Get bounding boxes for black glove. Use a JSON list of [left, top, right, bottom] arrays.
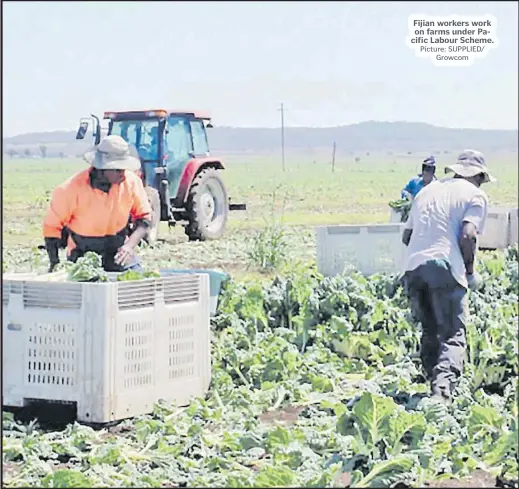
[[44, 237, 60, 272], [58, 227, 70, 249]]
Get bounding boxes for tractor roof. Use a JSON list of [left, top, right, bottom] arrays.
[[103, 109, 211, 120]]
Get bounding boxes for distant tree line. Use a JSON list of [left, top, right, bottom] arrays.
[[5, 146, 66, 158]]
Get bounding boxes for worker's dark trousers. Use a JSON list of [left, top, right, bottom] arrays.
[[403, 260, 468, 397]]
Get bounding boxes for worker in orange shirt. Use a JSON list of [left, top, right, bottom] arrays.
[[43, 135, 152, 272]]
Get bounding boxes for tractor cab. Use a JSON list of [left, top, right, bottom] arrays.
[[105, 109, 213, 191], [75, 109, 245, 243]]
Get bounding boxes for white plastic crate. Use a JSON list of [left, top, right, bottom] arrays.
[[389, 209, 402, 223], [509, 208, 518, 246], [2, 273, 211, 424], [316, 223, 407, 277], [478, 207, 510, 250]]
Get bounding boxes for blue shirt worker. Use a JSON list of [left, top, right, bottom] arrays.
[[401, 156, 437, 199], [401, 150, 494, 404]]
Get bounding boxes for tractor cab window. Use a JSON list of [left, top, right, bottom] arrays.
[[111, 120, 160, 161], [166, 116, 193, 163], [190, 120, 209, 156]]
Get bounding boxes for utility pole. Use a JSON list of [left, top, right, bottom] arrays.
[[331, 141, 336, 173], [278, 103, 286, 171]]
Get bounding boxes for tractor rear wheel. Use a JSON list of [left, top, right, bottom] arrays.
[[144, 187, 161, 246], [185, 168, 229, 241]]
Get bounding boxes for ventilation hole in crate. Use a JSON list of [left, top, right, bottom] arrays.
[[168, 328, 195, 341], [117, 282, 161, 310], [168, 315, 195, 328], [123, 374, 153, 389], [163, 276, 200, 305], [332, 244, 363, 272], [169, 366, 196, 380], [123, 320, 154, 389], [370, 238, 401, 272], [168, 353, 195, 366], [2, 284, 9, 305], [169, 341, 195, 354], [168, 315, 196, 380], [124, 360, 152, 375], [26, 323, 77, 386], [3, 281, 23, 304], [23, 284, 82, 310]]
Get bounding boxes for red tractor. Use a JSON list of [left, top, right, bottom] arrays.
[[76, 109, 245, 243]]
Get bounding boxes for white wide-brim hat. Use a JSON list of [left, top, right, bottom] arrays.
[[83, 135, 141, 171], [445, 149, 496, 183]]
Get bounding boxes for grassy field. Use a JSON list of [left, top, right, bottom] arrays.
[[3, 151, 518, 275]]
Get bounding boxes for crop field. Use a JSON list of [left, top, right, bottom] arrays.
[[2, 151, 518, 488], [3, 152, 518, 275]]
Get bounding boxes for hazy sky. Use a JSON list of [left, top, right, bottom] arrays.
[[3, 1, 518, 136]]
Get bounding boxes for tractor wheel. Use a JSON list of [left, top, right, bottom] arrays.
[[185, 168, 229, 241], [145, 187, 161, 246]]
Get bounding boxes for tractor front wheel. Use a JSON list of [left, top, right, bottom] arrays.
[[185, 169, 229, 241], [144, 187, 161, 246]]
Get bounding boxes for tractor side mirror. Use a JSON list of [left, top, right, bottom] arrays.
[[91, 114, 101, 146], [206, 122, 213, 129], [76, 121, 89, 140]]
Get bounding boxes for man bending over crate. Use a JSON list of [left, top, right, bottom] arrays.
[[43, 135, 152, 273], [401, 150, 495, 404]]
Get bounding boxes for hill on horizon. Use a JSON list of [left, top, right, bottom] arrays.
[[3, 121, 518, 157]]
